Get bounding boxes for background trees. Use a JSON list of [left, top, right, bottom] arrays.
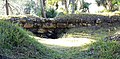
[[0, 0, 120, 17], [95, 0, 120, 11], [40, 0, 46, 18], [5, 0, 9, 15]]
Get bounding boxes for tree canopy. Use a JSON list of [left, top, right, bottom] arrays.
[[1, 0, 120, 17]]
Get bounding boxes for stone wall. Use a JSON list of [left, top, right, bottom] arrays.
[[7, 14, 120, 28], [3, 14, 120, 38]]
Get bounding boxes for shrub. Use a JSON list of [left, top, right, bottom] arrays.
[[56, 12, 65, 17], [46, 8, 57, 18], [0, 21, 27, 48]]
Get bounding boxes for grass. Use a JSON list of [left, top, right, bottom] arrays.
[[0, 20, 120, 59], [0, 21, 61, 59], [58, 26, 120, 59], [38, 26, 120, 59]]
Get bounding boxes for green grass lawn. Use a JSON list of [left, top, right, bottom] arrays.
[[0, 21, 61, 59], [0, 20, 120, 59], [38, 26, 120, 59], [58, 26, 120, 59]]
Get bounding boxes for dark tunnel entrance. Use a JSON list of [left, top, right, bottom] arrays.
[[32, 28, 68, 39]]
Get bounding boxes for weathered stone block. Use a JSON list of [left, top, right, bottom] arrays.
[[24, 23, 33, 28]]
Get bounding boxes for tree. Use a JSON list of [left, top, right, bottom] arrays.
[[5, 0, 9, 15], [40, 0, 46, 18], [24, 0, 35, 14], [63, 0, 68, 13], [106, 0, 113, 11], [95, 0, 120, 11], [75, 0, 91, 13], [79, 0, 84, 9], [71, 0, 75, 14], [3, 0, 24, 15], [82, 2, 91, 13], [47, 0, 59, 8], [24, 0, 41, 16], [69, 0, 76, 14]]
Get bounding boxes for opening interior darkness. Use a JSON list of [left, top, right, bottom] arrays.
[[32, 28, 68, 39]]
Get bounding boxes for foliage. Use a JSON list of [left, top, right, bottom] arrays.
[[46, 8, 57, 18], [24, 0, 35, 9], [56, 12, 65, 17], [47, 0, 60, 5], [80, 2, 91, 12], [95, 0, 120, 11], [24, 0, 42, 16], [112, 0, 120, 5]]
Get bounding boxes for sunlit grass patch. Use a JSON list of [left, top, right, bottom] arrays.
[[30, 25, 120, 59], [52, 26, 120, 59], [34, 37, 96, 47]]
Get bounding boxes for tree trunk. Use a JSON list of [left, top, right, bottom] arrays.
[[64, 0, 68, 13], [107, 0, 113, 11], [34, 0, 39, 14], [71, 0, 75, 14], [40, 0, 46, 18], [5, 0, 9, 15], [80, 0, 84, 9]]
